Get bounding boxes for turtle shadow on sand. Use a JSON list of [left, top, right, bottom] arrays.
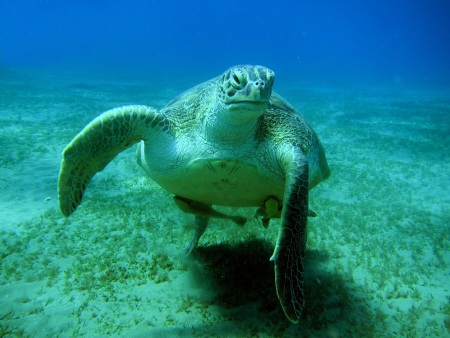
[[192, 239, 373, 334]]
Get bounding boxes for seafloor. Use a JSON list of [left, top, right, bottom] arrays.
[[0, 67, 449, 337]]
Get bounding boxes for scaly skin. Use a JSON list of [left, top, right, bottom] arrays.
[[57, 65, 330, 323], [271, 147, 309, 323], [58, 105, 165, 216]]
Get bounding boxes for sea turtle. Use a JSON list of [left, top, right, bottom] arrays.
[[58, 65, 330, 323]]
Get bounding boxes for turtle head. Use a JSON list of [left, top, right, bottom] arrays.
[[218, 65, 275, 125]]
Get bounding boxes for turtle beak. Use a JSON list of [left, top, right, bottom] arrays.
[[252, 77, 272, 102], [243, 70, 274, 103]]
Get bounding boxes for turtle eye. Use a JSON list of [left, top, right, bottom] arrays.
[[230, 69, 246, 89], [233, 74, 241, 85]]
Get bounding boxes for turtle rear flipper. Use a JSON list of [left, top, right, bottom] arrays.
[[183, 215, 209, 255], [58, 105, 166, 216], [271, 149, 308, 324], [174, 195, 247, 227]]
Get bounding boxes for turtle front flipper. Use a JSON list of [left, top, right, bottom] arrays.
[[58, 105, 166, 216], [271, 148, 309, 323]]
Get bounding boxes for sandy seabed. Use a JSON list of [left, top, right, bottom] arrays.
[[0, 67, 449, 337]]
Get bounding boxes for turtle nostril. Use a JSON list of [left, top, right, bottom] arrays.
[[255, 80, 265, 87]]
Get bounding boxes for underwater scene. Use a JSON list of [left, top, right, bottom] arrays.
[[1, 1, 450, 337]]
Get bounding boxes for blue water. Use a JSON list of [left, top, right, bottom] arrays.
[[1, 0, 450, 85], [1, 1, 449, 337]]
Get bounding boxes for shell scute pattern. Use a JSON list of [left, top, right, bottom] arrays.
[[263, 106, 315, 154], [162, 81, 215, 136], [57, 65, 330, 324]]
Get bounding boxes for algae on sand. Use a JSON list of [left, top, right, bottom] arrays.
[[0, 69, 449, 337]]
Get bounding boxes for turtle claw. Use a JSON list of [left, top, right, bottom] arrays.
[[308, 208, 317, 217]]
